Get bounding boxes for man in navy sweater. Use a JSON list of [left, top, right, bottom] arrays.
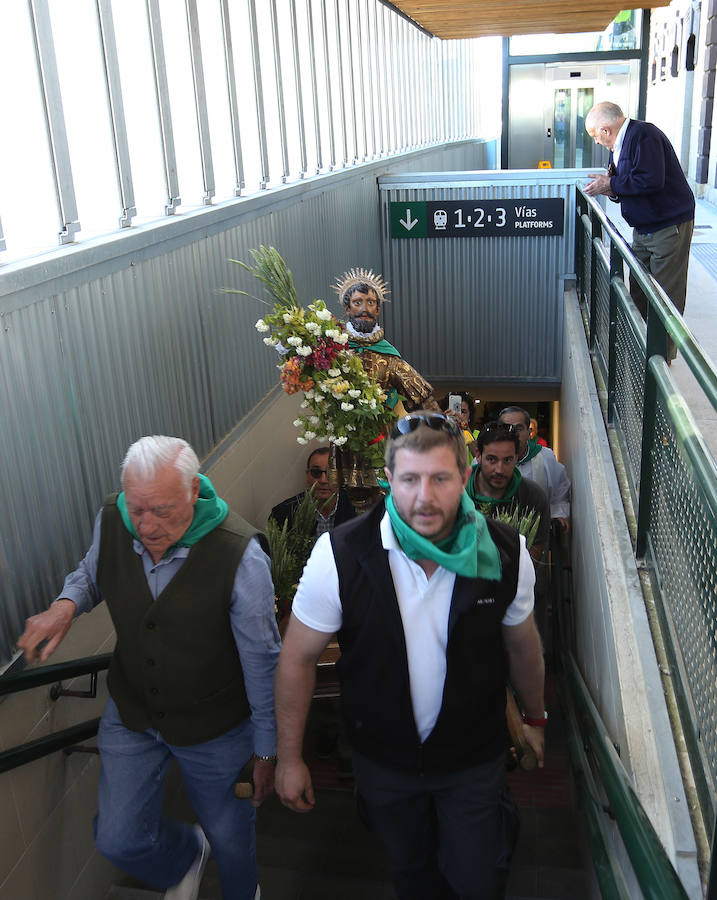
[[584, 101, 695, 359]]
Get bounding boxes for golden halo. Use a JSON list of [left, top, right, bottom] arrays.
[[333, 268, 389, 306]]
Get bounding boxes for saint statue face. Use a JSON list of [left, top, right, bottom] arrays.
[[346, 288, 380, 333]]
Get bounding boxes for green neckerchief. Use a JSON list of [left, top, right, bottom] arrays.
[[466, 467, 522, 508], [117, 473, 229, 554], [385, 491, 501, 580], [520, 439, 542, 463], [348, 333, 401, 405], [348, 337, 401, 357]]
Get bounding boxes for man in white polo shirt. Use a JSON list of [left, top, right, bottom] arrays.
[[274, 412, 545, 900]]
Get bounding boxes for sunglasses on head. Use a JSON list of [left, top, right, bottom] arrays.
[[390, 413, 462, 439], [307, 466, 328, 479], [482, 421, 517, 434]]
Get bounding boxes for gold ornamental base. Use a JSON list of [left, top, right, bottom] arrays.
[[327, 446, 386, 514]]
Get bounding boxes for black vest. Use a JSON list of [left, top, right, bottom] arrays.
[[97, 495, 262, 745], [330, 501, 521, 774]]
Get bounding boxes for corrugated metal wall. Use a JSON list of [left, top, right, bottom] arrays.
[[378, 170, 589, 388], [0, 140, 492, 663]]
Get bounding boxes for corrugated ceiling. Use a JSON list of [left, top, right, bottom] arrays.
[[386, 2, 671, 39]]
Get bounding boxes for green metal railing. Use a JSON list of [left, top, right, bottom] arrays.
[[0, 654, 111, 773], [551, 527, 691, 900], [575, 187, 717, 855]]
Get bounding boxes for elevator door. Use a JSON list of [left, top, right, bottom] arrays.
[[508, 61, 638, 169], [553, 86, 595, 168]]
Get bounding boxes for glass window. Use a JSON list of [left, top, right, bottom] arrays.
[[510, 10, 640, 56], [0, 0, 59, 259]]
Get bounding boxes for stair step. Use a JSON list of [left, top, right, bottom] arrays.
[[106, 887, 212, 900], [106, 889, 162, 899]]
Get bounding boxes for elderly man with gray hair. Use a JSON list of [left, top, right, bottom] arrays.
[[18, 436, 278, 900], [583, 100, 695, 359]]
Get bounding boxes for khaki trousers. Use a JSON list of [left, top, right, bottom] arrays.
[[629, 218, 694, 360]]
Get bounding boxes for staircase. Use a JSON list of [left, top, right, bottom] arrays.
[[105, 669, 594, 899]]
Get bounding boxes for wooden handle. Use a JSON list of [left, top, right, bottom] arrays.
[[505, 687, 538, 771], [234, 781, 254, 799]]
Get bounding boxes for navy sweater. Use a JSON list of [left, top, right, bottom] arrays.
[[609, 119, 694, 234]]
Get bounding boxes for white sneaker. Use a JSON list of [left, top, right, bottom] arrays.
[[254, 887, 261, 900], [165, 825, 210, 900]]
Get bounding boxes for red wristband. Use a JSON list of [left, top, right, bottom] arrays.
[[523, 711, 548, 727]]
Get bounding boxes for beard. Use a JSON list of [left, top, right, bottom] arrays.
[[349, 313, 378, 334]]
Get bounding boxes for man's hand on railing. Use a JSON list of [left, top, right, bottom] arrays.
[[17, 598, 76, 663], [584, 173, 615, 198]]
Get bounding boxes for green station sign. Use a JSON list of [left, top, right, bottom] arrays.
[[390, 199, 564, 238]]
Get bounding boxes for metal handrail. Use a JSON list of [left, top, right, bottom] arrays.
[[0, 653, 112, 696], [0, 654, 111, 773], [574, 186, 717, 878], [576, 188, 717, 414], [0, 719, 101, 774], [647, 356, 717, 524], [551, 530, 691, 900], [564, 654, 690, 900]]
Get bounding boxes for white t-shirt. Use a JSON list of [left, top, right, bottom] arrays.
[[292, 511, 535, 741]]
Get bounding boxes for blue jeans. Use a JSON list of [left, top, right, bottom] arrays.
[[94, 697, 257, 900]]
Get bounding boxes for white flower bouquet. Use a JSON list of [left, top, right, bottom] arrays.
[[230, 246, 397, 469]]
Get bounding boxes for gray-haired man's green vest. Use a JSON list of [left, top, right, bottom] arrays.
[[97, 494, 263, 746]]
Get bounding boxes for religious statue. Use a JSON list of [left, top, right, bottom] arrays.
[[333, 267, 440, 417]]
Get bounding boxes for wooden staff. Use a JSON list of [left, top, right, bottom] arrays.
[[505, 686, 538, 771], [235, 780, 253, 800], [234, 758, 254, 799]]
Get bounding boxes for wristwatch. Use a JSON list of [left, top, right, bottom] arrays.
[[523, 710, 548, 727]]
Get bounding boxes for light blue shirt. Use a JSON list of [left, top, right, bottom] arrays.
[[58, 511, 280, 756]]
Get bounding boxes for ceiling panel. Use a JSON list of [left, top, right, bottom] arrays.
[[386, 2, 670, 39]]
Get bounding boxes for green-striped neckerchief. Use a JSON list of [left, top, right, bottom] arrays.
[[520, 439, 542, 463], [348, 337, 401, 357], [466, 467, 522, 508], [117, 473, 228, 555]]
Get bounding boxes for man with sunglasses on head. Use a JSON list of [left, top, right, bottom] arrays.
[[269, 447, 355, 537], [275, 412, 545, 900], [498, 406, 570, 532]]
